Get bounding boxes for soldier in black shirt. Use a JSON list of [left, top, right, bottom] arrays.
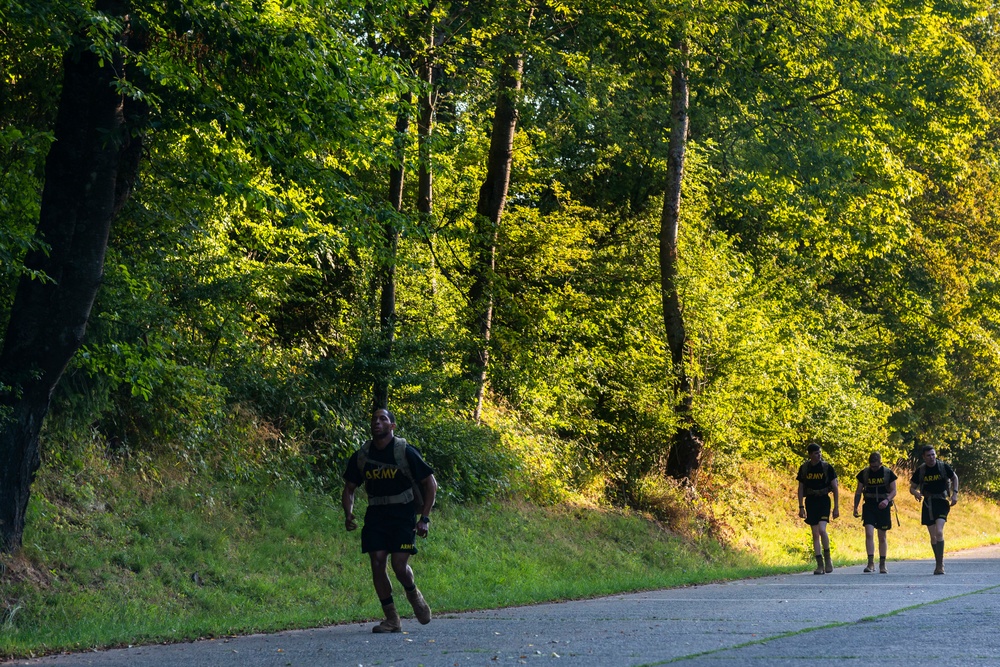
[[852, 452, 897, 573], [343, 408, 438, 632], [796, 443, 840, 574], [909, 445, 959, 575]]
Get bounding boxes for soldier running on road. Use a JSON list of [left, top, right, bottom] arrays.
[[909, 445, 959, 575], [853, 452, 897, 574], [343, 408, 438, 632]]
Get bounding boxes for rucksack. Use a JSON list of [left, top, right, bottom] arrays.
[[915, 460, 951, 497], [861, 465, 893, 503], [357, 436, 424, 507], [798, 460, 833, 496]]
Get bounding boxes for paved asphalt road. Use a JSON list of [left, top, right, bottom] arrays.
[[7, 545, 1000, 667]]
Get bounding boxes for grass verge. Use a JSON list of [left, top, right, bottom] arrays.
[[1, 460, 999, 659]]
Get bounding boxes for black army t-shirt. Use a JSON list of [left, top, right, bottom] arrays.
[[855, 466, 897, 499], [910, 461, 955, 495], [344, 439, 434, 520], [797, 461, 837, 491]]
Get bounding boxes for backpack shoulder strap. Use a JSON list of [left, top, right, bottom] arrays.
[[357, 440, 372, 471], [938, 460, 952, 493], [861, 467, 875, 500], [393, 437, 424, 507], [393, 437, 413, 481]]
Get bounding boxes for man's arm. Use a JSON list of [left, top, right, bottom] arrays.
[[342, 481, 358, 531], [853, 480, 863, 517], [882, 479, 897, 509], [831, 478, 840, 519], [416, 474, 438, 538], [797, 481, 806, 519], [951, 471, 960, 505]]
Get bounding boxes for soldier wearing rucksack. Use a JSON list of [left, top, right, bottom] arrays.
[[909, 445, 959, 575], [852, 452, 897, 574], [796, 443, 840, 575], [342, 408, 438, 632]]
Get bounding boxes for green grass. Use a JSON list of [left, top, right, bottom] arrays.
[[2, 461, 1000, 659], [717, 461, 1000, 566]]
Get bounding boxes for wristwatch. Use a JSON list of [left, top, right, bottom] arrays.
[[418, 515, 430, 524]]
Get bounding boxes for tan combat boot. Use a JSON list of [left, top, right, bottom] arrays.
[[823, 549, 833, 574], [879, 557, 888, 574], [813, 554, 825, 575], [406, 587, 432, 625], [863, 555, 875, 573], [372, 602, 402, 633]]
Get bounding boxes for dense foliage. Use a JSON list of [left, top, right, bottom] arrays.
[[4, 0, 1000, 535]]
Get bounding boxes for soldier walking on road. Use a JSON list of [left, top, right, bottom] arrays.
[[343, 408, 438, 632], [910, 445, 959, 575], [797, 443, 840, 574], [852, 452, 897, 574]]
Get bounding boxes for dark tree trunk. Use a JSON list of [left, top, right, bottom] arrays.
[[0, 0, 147, 553], [658, 41, 703, 481], [416, 44, 437, 219], [417, 37, 440, 310], [373, 93, 412, 411], [467, 55, 523, 422]]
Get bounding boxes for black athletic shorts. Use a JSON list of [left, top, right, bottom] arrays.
[[861, 501, 892, 531], [804, 496, 831, 526], [361, 509, 418, 554], [920, 497, 951, 526]]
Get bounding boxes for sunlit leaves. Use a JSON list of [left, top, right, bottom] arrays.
[[4, 0, 1000, 496]]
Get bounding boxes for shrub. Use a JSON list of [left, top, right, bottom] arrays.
[[396, 408, 518, 503]]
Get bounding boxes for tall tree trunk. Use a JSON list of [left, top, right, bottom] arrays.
[[0, 1, 147, 553], [658, 40, 703, 481], [467, 55, 523, 422], [416, 43, 437, 219], [417, 37, 440, 311], [373, 93, 412, 411]]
